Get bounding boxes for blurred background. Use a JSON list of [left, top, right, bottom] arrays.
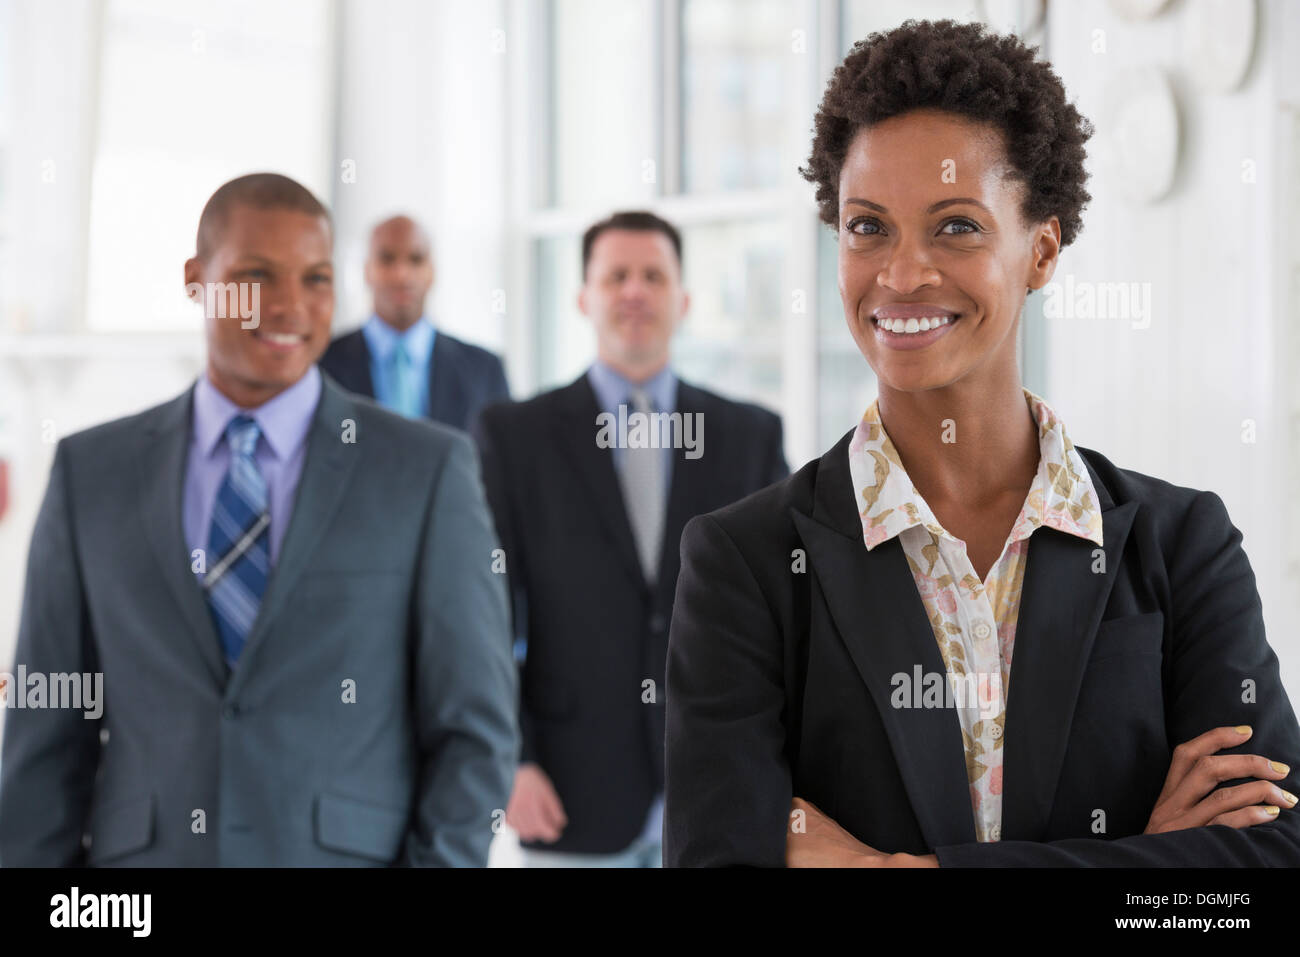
[[1, 0, 1299, 848]]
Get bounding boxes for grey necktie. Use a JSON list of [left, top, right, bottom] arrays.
[[618, 389, 665, 584]]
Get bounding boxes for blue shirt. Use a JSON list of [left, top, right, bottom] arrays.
[[363, 314, 437, 417], [585, 358, 676, 853], [183, 365, 321, 569]]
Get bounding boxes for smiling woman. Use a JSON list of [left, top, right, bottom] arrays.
[[663, 18, 1300, 867]]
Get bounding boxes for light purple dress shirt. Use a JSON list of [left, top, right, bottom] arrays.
[[183, 365, 322, 569]]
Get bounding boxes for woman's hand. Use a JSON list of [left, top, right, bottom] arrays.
[[1145, 725, 1296, 833], [786, 797, 938, 867]]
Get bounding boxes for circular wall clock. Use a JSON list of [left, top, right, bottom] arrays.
[[1102, 65, 1181, 203], [1183, 0, 1257, 93]]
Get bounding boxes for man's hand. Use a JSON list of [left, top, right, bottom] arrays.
[[506, 762, 568, 843], [1145, 725, 1296, 833], [786, 797, 938, 867]]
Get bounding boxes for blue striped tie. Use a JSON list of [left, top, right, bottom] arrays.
[[204, 415, 270, 668]]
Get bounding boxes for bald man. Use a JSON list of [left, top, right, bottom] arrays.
[[320, 216, 509, 433]]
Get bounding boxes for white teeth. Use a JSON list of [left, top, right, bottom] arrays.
[[261, 332, 303, 345], [875, 315, 954, 334]]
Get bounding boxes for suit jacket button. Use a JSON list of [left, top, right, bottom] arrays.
[[649, 613, 666, 633], [223, 703, 240, 719]]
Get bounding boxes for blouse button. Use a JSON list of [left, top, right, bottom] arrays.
[[973, 621, 992, 640]]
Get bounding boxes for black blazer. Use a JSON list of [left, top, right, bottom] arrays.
[[665, 426, 1300, 866], [474, 372, 788, 854], [320, 327, 510, 433]]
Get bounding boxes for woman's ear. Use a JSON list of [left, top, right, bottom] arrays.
[[1026, 216, 1062, 293]]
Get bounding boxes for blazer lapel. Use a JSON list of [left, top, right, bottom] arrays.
[[225, 378, 361, 696], [654, 382, 715, 595], [791, 430, 977, 849], [136, 387, 228, 688], [1000, 462, 1138, 841], [427, 333, 465, 427], [552, 374, 647, 589], [334, 330, 376, 398]]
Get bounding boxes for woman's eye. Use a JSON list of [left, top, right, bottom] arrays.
[[307, 274, 332, 285], [845, 217, 883, 236], [941, 218, 979, 235]]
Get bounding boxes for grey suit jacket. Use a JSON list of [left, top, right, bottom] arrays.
[[0, 372, 519, 866]]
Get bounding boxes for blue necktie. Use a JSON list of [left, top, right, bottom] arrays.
[[387, 340, 421, 418], [203, 415, 270, 667]]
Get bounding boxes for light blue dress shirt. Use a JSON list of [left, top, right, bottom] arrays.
[[362, 314, 437, 418], [585, 358, 676, 855], [183, 365, 322, 569]]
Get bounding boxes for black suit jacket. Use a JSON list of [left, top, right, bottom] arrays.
[[320, 327, 510, 433], [474, 372, 788, 854], [665, 427, 1300, 866]]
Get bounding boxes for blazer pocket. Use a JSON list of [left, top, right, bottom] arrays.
[[313, 791, 409, 863], [1090, 611, 1165, 661], [87, 793, 155, 864]]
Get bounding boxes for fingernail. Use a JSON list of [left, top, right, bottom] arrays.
[[1235, 725, 1252, 735], [1282, 791, 1298, 806], [1270, 761, 1290, 774], [1265, 806, 1281, 816]]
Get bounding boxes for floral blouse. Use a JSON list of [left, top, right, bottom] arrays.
[[847, 388, 1104, 842]]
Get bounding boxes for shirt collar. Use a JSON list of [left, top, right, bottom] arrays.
[[586, 358, 678, 417], [362, 314, 436, 364], [846, 387, 1103, 552], [192, 364, 322, 461]]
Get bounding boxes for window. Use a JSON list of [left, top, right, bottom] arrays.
[[680, 0, 787, 193], [0, 0, 12, 333], [84, 0, 336, 332]]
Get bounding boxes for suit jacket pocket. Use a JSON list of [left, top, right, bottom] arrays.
[[314, 791, 409, 863], [1090, 611, 1165, 661], [87, 793, 155, 864]]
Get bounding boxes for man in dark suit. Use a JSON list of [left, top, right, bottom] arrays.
[[0, 173, 518, 866], [320, 215, 509, 431], [474, 210, 788, 866]]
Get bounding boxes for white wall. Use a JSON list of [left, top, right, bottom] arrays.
[[1041, 0, 1300, 697]]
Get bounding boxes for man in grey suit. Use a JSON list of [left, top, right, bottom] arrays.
[[0, 172, 518, 866]]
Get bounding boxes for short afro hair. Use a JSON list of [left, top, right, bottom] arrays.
[[800, 18, 1093, 248]]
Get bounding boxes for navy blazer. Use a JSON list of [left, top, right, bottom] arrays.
[[320, 326, 510, 434], [475, 373, 788, 854], [665, 426, 1300, 866]]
